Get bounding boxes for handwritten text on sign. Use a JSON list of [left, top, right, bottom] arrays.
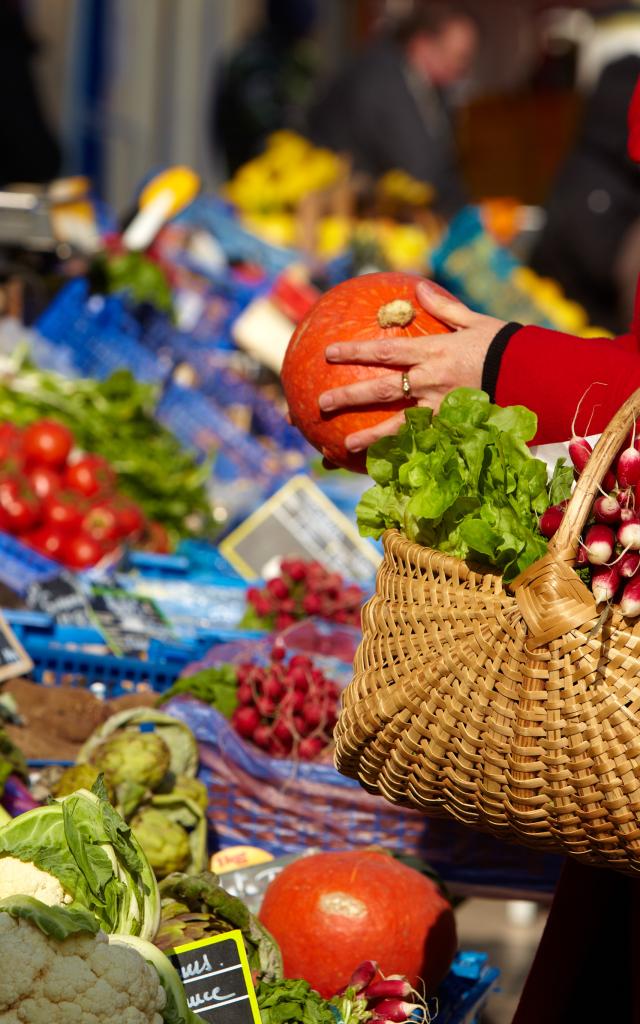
[[170, 930, 261, 1024]]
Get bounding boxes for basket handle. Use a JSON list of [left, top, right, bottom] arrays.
[[548, 387, 640, 561]]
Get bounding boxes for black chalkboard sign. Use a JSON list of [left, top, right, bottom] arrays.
[[26, 573, 92, 627], [170, 930, 261, 1024], [0, 612, 32, 682], [88, 586, 175, 656], [219, 475, 380, 583]]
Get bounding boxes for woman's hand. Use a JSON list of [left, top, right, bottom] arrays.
[[318, 280, 506, 453]]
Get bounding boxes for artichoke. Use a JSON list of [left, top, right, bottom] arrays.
[[168, 775, 208, 813], [51, 764, 111, 800], [89, 731, 171, 791], [155, 871, 283, 982], [131, 807, 192, 879], [78, 709, 198, 778]]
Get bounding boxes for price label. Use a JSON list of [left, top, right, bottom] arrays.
[[219, 474, 380, 583], [0, 612, 32, 682], [170, 930, 261, 1024], [26, 573, 92, 627], [89, 586, 175, 656]]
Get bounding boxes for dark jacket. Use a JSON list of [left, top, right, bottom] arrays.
[[530, 55, 640, 331], [307, 39, 466, 216]]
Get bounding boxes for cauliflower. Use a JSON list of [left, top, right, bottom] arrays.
[[0, 858, 72, 907], [0, 902, 166, 1023]]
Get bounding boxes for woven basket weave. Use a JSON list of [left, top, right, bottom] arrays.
[[335, 388, 640, 875]]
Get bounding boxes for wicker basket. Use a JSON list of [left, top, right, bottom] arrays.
[[335, 388, 640, 875]]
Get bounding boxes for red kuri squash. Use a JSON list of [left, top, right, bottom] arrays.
[[258, 849, 457, 998], [280, 272, 452, 472]]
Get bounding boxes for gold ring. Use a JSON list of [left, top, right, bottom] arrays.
[[401, 371, 412, 397]]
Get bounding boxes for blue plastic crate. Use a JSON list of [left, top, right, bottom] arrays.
[[36, 280, 174, 384], [157, 382, 289, 481], [0, 532, 58, 594]]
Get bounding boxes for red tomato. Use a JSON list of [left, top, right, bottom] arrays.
[[0, 478, 41, 534], [26, 466, 62, 501], [0, 423, 23, 462], [24, 524, 66, 561], [64, 455, 116, 497], [81, 502, 120, 543], [61, 532, 103, 570], [109, 496, 145, 538], [43, 492, 85, 532], [22, 420, 74, 469]]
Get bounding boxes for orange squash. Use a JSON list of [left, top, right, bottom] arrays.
[[281, 272, 451, 472], [258, 849, 457, 998]]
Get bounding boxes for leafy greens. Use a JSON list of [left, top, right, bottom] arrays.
[[357, 388, 573, 582]]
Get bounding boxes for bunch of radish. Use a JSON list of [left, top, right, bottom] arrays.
[[333, 960, 431, 1022], [245, 558, 364, 631], [540, 419, 640, 616], [230, 646, 340, 760]]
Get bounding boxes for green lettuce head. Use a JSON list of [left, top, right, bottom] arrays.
[[0, 784, 160, 939]]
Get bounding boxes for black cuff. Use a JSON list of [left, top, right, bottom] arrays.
[[481, 322, 523, 402]]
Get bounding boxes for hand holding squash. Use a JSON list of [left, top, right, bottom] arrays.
[[319, 281, 506, 455]]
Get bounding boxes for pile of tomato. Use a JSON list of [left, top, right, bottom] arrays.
[[0, 419, 168, 569]]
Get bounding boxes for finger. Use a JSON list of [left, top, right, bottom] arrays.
[[325, 335, 446, 366], [319, 371, 405, 412], [415, 280, 476, 329], [344, 410, 409, 452]]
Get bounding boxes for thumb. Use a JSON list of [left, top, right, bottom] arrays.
[[416, 280, 475, 329]]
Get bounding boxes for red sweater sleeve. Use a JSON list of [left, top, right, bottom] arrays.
[[494, 325, 640, 444]]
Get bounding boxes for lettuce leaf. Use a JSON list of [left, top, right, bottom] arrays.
[[0, 788, 160, 938], [356, 388, 572, 582]]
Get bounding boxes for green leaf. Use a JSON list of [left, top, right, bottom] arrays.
[[356, 388, 558, 581], [0, 895, 100, 940], [549, 458, 574, 506]]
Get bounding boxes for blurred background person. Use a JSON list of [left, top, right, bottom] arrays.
[[307, 1, 478, 217], [529, 5, 640, 332], [0, 0, 61, 186], [212, 0, 319, 176]]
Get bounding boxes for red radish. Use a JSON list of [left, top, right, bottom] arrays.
[[567, 381, 607, 475], [621, 506, 637, 522], [298, 736, 326, 760], [621, 577, 640, 617], [617, 446, 640, 488], [365, 978, 413, 1000], [593, 494, 622, 524], [618, 516, 640, 550], [539, 503, 566, 539], [303, 702, 326, 729], [569, 437, 592, 473], [232, 706, 260, 738], [370, 999, 426, 1022], [619, 488, 635, 509], [237, 683, 253, 705], [591, 565, 620, 604], [262, 676, 285, 701], [576, 544, 589, 567], [619, 552, 640, 578], [252, 724, 272, 749], [341, 961, 379, 995], [583, 524, 615, 564]]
